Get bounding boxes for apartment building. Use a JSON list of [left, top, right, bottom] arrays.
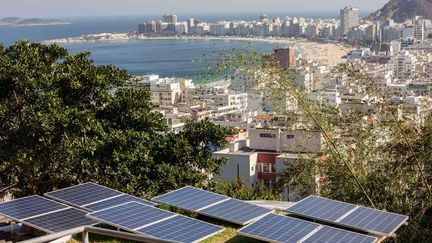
[[213, 127, 322, 200]]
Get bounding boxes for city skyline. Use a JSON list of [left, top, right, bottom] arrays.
[[1, 0, 389, 18]]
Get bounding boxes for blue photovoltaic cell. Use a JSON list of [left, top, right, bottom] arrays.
[[0, 195, 67, 220], [23, 208, 97, 233], [86, 194, 156, 211], [302, 226, 377, 243], [200, 199, 272, 225], [88, 202, 174, 230], [45, 183, 121, 207], [286, 196, 357, 222], [239, 214, 320, 243], [339, 207, 408, 236], [138, 215, 224, 243], [152, 186, 227, 211]]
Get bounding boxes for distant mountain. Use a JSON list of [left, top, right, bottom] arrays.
[[370, 0, 432, 22], [0, 17, 69, 26]]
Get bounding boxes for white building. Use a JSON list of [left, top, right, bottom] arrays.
[[340, 6, 359, 35], [131, 75, 195, 106], [391, 51, 418, 79]]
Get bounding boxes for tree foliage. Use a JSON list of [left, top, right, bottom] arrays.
[[210, 179, 280, 201], [0, 41, 228, 198], [205, 47, 432, 242]]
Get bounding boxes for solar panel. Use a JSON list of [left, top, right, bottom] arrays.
[[45, 182, 156, 212], [23, 208, 97, 233], [152, 186, 273, 225], [138, 215, 224, 243], [45, 183, 122, 208], [88, 202, 224, 243], [88, 202, 175, 230], [239, 213, 320, 242], [286, 196, 357, 222], [0, 195, 67, 221], [239, 214, 378, 243], [302, 226, 377, 243], [152, 186, 227, 211], [85, 194, 157, 211], [338, 207, 408, 236], [200, 199, 273, 225], [286, 195, 409, 236]]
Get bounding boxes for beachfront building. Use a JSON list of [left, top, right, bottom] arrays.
[[274, 47, 297, 68], [340, 6, 359, 35], [128, 74, 194, 106]]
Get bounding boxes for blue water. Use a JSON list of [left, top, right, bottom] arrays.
[[0, 15, 309, 78]]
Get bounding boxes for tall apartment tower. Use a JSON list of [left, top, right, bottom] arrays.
[[274, 47, 296, 68], [162, 14, 178, 23], [340, 6, 359, 34]]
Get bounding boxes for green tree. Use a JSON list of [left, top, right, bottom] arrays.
[[210, 179, 280, 201], [0, 41, 227, 198]]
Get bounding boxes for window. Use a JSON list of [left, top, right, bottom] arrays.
[[287, 134, 295, 139], [260, 133, 276, 138], [261, 163, 270, 173]]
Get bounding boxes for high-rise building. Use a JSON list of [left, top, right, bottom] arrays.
[[340, 6, 359, 35], [187, 18, 194, 34], [162, 14, 178, 23], [274, 47, 296, 68]]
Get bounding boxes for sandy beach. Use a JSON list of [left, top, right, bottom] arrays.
[[42, 34, 350, 67]]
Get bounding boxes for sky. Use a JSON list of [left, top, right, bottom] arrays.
[[1, 0, 389, 18]]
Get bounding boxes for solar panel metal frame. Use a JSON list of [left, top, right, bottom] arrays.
[[44, 182, 156, 212], [152, 186, 274, 225], [87, 202, 224, 243], [0, 196, 97, 234], [238, 213, 379, 243], [286, 195, 409, 237]]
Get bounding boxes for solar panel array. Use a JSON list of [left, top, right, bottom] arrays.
[[0, 195, 67, 221], [0, 196, 96, 233], [24, 208, 96, 233], [286, 196, 409, 236], [239, 214, 378, 243], [45, 182, 156, 211], [88, 202, 224, 243], [152, 186, 228, 211], [338, 207, 409, 236], [152, 186, 273, 225], [0, 184, 408, 242], [239, 213, 320, 242]]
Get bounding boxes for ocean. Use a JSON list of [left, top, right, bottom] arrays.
[[0, 14, 330, 78]]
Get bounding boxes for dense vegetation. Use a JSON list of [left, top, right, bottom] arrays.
[[0, 41, 228, 198], [206, 48, 432, 242]]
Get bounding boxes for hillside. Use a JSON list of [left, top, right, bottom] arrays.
[[370, 0, 432, 22]]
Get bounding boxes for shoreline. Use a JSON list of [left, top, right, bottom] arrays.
[[42, 33, 350, 67]]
